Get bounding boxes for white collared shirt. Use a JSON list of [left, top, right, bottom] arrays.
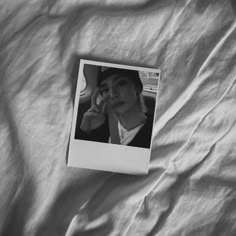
[[109, 121, 144, 145]]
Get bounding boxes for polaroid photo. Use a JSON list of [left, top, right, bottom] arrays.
[[67, 59, 161, 175]]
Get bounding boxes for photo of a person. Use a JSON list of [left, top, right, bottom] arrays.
[[75, 67, 154, 149]]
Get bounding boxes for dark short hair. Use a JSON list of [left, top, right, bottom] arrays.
[[97, 68, 143, 93]]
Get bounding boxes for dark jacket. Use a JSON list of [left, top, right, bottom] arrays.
[[75, 113, 154, 149]]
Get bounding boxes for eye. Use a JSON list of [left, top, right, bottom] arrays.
[[100, 88, 109, 95]]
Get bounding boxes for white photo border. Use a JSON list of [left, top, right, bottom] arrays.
[[67, 59, 161, 175]]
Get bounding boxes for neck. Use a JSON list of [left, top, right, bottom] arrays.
[[116, 105, 146, 131]]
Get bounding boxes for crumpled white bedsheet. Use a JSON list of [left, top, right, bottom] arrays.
[[0, 0, 236, 235]]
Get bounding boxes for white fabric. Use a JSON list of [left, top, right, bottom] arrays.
[[1, 1, 236, 236], [108, 121, 144, 145], [118, 121, 144, 145]]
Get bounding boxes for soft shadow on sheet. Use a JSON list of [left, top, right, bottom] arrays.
[[0, 0, 236, 236]]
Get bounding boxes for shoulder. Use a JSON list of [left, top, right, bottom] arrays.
[[128, 113, 154, 148], [144, 113, 154, 129], [140, 113, 154, 140]]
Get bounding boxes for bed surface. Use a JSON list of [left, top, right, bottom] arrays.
[[0, 0, 236, 235]]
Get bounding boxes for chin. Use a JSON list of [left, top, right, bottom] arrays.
[[113, 106, 129, 114]]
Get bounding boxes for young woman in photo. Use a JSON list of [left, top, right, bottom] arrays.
[[77, 68, 153, 148]]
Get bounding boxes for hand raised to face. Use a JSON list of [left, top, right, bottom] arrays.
[[80, 88, 108, 133]]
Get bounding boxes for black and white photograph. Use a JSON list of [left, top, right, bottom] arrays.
[[67, 60, 160, 174], [2, 2, 236, 235]]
